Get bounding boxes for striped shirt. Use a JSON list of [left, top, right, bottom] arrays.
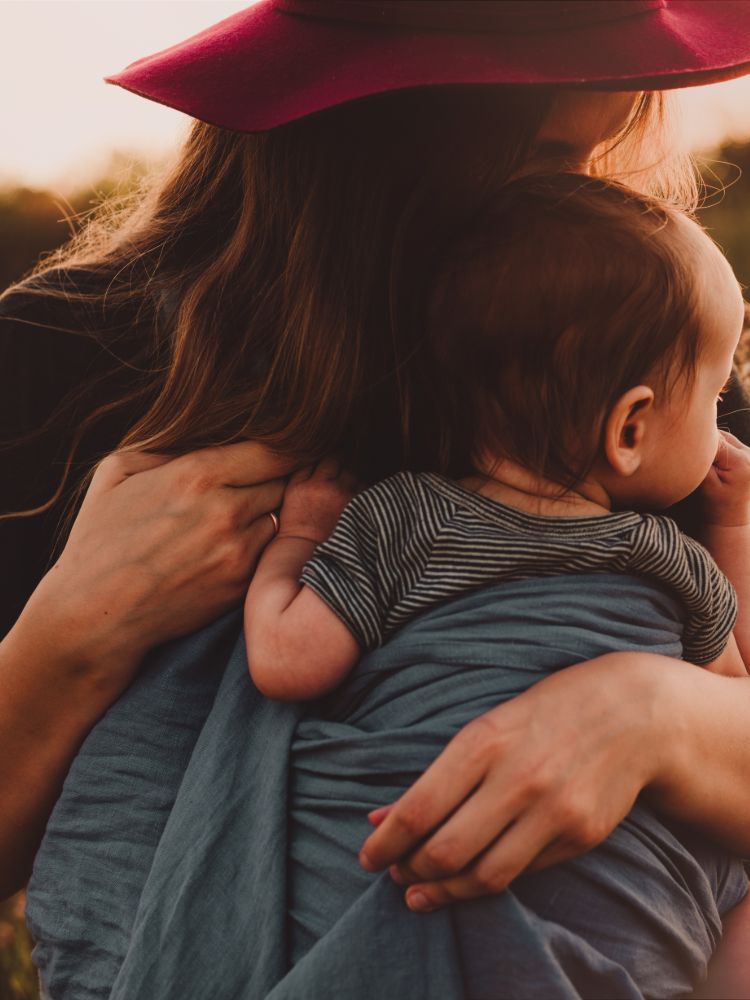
[[300, 471, 737, 667]]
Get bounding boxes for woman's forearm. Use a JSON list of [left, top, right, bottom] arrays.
[[0, 589, 136, 899], [0, 444, 290, 899], [647, 657, 750, 855], [358, 651, 750, 910]]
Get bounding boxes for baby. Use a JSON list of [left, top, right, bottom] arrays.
[[243, 173, 750, 994], [245, 173, 750, 696]]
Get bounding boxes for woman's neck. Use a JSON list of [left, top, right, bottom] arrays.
[[459, 457, 613, 518]]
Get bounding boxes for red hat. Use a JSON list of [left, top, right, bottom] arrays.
[[106, 0, 750, 132]]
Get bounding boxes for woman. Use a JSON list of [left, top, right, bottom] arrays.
[[4, 2, 750, 996]]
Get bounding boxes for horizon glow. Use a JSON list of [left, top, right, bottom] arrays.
[[2, 0, 750, 194]]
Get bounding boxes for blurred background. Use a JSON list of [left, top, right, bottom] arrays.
[[2, 1, 750, 997], [3, 1, 750, 293]]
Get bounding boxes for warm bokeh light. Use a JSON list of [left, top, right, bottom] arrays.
[[680, 75, 750, 152], [1, 0, 750, 194], [0, 0, 249, 190]]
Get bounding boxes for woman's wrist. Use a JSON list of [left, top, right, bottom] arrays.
[[0, 594, 138, 897], [574, 651, 677, 792], [16, 568, 147, 694], [634, 655, 693, 797], [637, 656, 750, 847]]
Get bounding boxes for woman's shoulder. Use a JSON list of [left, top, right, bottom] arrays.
[[0, 267, 138, 347], [0, 270, 149, 637], [1, 270, 112, 373], [0, 269, 147, 435]]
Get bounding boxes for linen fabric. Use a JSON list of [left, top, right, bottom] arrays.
[[301, 471, 737, 664], [26, 574, 746, 1000]]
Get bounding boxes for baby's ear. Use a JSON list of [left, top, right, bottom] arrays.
[[602, 386, 655, 477]]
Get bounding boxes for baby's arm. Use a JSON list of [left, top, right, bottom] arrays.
[[244, 461, 362, 701], [700, 430, 750, 674]]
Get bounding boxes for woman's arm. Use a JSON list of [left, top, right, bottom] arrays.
[[359, 652, 750, 911], [0, 442, 291, 899]]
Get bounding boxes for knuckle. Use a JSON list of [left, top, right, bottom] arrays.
[[391, 803, 426, 840], [394, 861, 417, 883], [97, 451, 122, 475], [553, 795, 602, 848], [459, 715, 506, 766], [219, 539, 252, 582], [553, 795, 582, 830], [521, 764, 554, 802], [248, 488, 285, 521], [473, 858, 510, 892], [212, 500, 242, 535], [571, 816, 607, 851], [420, 839, 460, 876], [174, 455, 215, 494]]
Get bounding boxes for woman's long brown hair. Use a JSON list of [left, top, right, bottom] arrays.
[[1, 86, 693, 525]]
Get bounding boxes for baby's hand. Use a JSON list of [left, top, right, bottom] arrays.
[[700, 431, 750, 527], [279, 459, 360, 544]]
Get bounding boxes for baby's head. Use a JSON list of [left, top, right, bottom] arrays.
[[427, 173, 745, 510]]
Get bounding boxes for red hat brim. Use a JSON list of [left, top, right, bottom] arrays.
[[105, 0, 750, 133]]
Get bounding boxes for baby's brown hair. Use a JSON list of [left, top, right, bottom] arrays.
[[427, 173, 707, 488]]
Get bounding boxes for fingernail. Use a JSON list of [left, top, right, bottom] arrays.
[[389, 865, 405, 885], [359, 851, 377, 872], [406, 890, 435, 913], [367, 805, 391, 824]]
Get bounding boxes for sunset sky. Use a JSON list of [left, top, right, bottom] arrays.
[[3, 0, 750, 193]]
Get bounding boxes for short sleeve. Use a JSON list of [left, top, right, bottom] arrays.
[[300, 490, 385, 650], [678, 533, 738, 665], [630, 516, 737, 666]]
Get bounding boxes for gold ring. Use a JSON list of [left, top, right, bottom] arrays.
[[268, 510, 280, 535]]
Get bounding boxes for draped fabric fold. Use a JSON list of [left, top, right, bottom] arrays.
[[27, 575, 747, 999]]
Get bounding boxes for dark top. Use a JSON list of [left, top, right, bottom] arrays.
[[0, 278, 147, 637]]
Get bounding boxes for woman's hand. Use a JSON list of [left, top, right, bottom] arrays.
[[359, 652, 669, 912], [28, 441, 294, 687], [0, 439, 295, 897]]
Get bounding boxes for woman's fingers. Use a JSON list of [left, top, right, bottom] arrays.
[[86, 450, 175, 494], [359, 655, 661, 907], [401, 811, 554, 912], [367, 804, 395, 826], [359, 716, 504, 871], [44, 442, 302, 677], [388, 771, 522, 883], [234, 478, 287, 526], [91, 441, 295, 500], [525, 837, 576, 873], [170, 440, 297, 488]]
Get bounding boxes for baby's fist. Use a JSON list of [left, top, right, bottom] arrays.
[[700, 431, 750, 526], [279, 459, 360, 543]]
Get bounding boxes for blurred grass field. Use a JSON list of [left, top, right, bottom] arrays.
[[1, 894, 38, 1000]]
